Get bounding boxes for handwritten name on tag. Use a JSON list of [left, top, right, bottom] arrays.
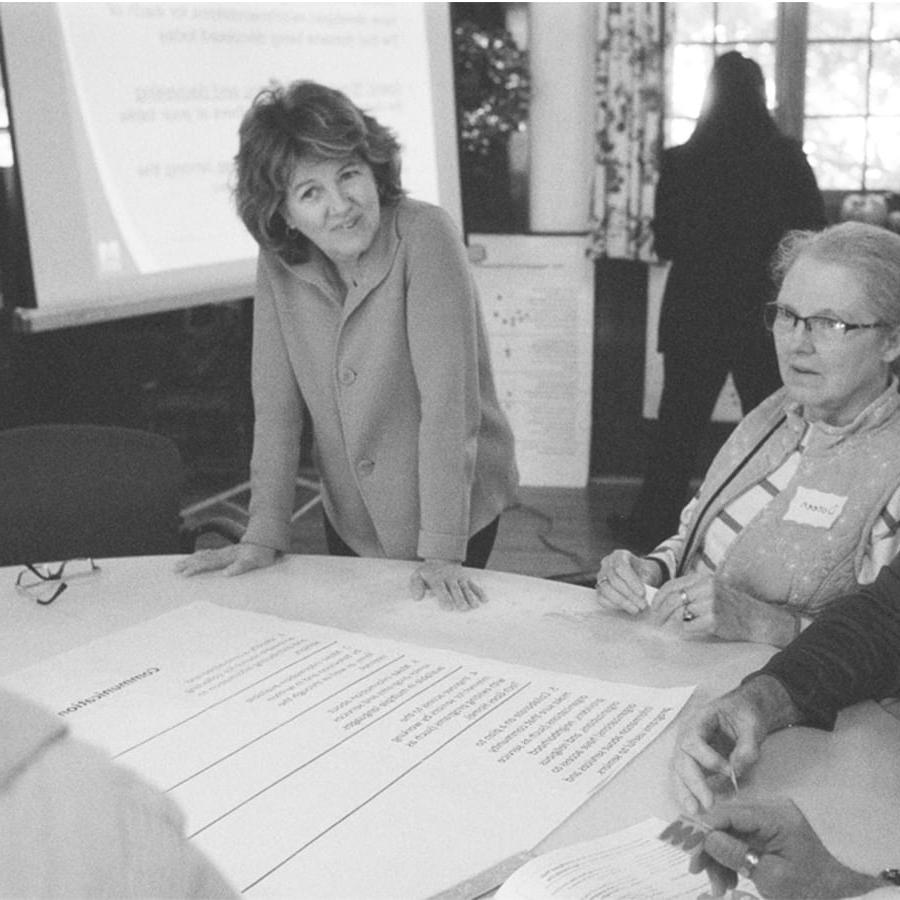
[[784, 487, 848, 528]]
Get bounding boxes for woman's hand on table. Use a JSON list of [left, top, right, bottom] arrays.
[[410, 559, 486, 611], [653, 575, 797, 645], [595, 550, 664, 615], [174, 542, 278, 578]]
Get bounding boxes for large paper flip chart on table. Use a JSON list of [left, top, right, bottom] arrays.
[[470, 234, 595, 489], [2, 602, 692, 898]]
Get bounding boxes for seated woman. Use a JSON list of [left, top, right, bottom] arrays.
[[596, 221, 900, 646]]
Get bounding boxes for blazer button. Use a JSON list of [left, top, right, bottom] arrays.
[[357, 459, 374, 476], [339, 368, 357, 386]]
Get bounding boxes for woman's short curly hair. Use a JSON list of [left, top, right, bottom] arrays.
[[234, 80, 404, 263], [772, 221, 900, 329]]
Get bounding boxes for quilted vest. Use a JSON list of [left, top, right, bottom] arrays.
[[681, 382, 900, 615]]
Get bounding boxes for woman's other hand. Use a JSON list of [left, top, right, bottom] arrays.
[[654, 574, 798, 645], [174, 542, 278, 578], [653, 573, 719, 633], [595, 550, 664, 615], [410, 559, 486, 611]]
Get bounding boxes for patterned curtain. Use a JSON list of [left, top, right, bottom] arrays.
[[589, 3, 673, 261]]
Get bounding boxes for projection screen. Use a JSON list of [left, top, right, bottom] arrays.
[[0, 2, 461, 331]]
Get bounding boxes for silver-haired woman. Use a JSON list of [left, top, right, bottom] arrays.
[[597, 221, 900, 646]]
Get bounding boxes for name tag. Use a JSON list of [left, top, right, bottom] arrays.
[[784, 487, 848, 528]]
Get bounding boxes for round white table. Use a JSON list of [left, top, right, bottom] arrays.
[[2, 554, 898, 890]]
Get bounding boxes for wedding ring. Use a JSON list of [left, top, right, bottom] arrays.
[[679, 588, 695, 621], [737, 849, 761, 879]]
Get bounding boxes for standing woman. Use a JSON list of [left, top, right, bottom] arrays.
[[612, 51, 826, 550], [177, 81, 519, 609]]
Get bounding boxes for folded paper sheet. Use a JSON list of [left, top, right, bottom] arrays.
[[3, 602, 693, 898], [496, 818, 759, 900]]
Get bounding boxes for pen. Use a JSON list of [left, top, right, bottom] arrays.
[[729, 763, 739, 797]]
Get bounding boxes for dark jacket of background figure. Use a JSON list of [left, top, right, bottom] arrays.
[[654, 131, 827, 358], [620, 123, 827, 549]]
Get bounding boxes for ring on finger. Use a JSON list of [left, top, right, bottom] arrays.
[[737, 849, 761, 879], [679, 588, 696, 622]]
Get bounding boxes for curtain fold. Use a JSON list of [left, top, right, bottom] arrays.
[[590, 2, 673, 261]]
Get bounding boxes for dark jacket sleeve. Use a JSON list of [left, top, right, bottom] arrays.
[[755, 555, 900, 730], [651, 148, 679, 261], [776, 138, 827, 233]]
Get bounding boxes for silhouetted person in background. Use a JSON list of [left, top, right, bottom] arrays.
[[611, 51, 826, 551]]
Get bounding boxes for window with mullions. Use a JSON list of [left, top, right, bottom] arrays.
[[804, 2, 900, 190], [665, 2, 900, 195], [666, 2, 777, 147]]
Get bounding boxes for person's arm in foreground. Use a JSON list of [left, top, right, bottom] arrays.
[[691, 799, 891, 899], [673, 554, 900, 813], [0, 689, 239, 899], [673, 674, 800, 814]]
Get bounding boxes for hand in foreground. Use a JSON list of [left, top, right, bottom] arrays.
[[595, 550, 664, 615], [410, 559, 486, 611], [691, 799, 881, 899], [653, 574, 794, 645], [674, 675, 801, 814], [674, 687, 770, 814], [174, 542, 278, 578]]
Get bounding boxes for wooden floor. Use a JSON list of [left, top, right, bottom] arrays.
[[489, 479, 640, 579], [182, 474, 641, 582]]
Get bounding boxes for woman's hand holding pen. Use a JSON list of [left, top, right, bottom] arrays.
[[410, 559, 486, 611], [595, 550, 664, 615]]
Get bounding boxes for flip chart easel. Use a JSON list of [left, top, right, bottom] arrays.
[[469, 233, 595, 488]]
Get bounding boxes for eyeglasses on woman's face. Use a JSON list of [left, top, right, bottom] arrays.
[[763, 303, 887, 345]]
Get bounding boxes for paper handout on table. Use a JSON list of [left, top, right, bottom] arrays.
[[2, 601, 694, 899], [496, 818, 760, 900]]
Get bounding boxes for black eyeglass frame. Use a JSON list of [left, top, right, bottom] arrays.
[[764, 302, 886, 337], [14, 558, 100, 605]]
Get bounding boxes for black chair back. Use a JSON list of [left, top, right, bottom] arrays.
[[0, 424, 184, 567]]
